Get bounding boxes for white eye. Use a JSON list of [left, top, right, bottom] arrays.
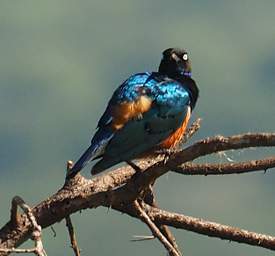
[[182, 53, 188, 61]]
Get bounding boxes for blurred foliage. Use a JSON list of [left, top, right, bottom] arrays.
[[0, 1, 275, 255]]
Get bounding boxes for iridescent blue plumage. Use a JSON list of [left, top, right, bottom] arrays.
[[98, 72, 191, 128], [91, 77, 191, 173], [113, 72, 152, 102], [97, 72, 153, 128], [112, 72, 190, 104], [67, 48, 199, 179]]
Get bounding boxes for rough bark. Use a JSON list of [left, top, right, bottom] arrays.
[[1, 132, 275, 255]]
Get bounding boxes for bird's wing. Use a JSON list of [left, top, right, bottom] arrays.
[[67, 72, 155, 178], [97, 72, 154, 129], [92, 78, 191, 174]]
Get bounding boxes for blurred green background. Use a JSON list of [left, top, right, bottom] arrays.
[[1, 1, 275, 255]]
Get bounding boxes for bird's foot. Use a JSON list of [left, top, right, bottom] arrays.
[[156, 147, 179, 155], [143, 184, 156, 205], [134, 113, 143, 121], [155, 147, 179, 163], [126, 161, 143, 172]]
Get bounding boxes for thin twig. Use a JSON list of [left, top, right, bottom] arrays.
[[133, 200, 180, 256], [145, 204, 275, 251], [143, 185, 182, 256], [65, 160, 81, 256], [173, 156, 275, 175], [158, 221, 182, 255], [65, 217, 81, 256], [0, 248, 39, 254], [180, 118, 202, 145]]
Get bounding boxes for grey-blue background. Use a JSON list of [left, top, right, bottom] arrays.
[[1, 1, 275, 255]]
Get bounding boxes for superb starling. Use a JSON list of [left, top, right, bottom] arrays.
[[68, 48, 199, 178]]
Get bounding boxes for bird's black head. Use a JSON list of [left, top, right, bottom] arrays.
[[158, 48, 192, 78]]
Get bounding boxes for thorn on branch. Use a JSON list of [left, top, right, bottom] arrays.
[[130, 235, 155, 242]]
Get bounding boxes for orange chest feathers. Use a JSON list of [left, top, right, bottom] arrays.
[[160, 107, 191, 149], [110, 96, 191, 149]]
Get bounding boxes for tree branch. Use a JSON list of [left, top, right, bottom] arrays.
[[1, 132, 275, 255], [173, 156, 275, 175], [111, 202, 275, 252], [65, 161, 81, 256], [142, 185, 182, 256], [65, 217, 81, 256], [144, 204, 275, 251], [133, 200, 180, 256], [0, 196, 47, 256]]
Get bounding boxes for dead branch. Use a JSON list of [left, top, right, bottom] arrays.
[[142, 185, 182, 256], [1, 131, 275, 255], [65, 217, 81, 256], [133, 200, 180, 256], [111, 202, 275, 251], [65, 160, 81, 256], [177, 118, 202, 145], [145, 204, 275, 250], [172, 156, 275, 175], [0, 196, 47, 256]]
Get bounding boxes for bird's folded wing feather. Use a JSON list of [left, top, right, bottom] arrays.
[[91, 74, 191, 173]]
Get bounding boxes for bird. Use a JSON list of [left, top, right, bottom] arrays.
[[67, 48, 199, 179]]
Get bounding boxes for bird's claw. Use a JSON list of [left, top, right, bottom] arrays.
[[126, 161, 143, 172]]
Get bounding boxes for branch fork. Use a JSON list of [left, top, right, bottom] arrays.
[[0, 196, 47, 256], [1, 119, 275, 256]]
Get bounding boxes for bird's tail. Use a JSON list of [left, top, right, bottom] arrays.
[[66, 129, 114, 179], [66, 145, 97, 179]]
